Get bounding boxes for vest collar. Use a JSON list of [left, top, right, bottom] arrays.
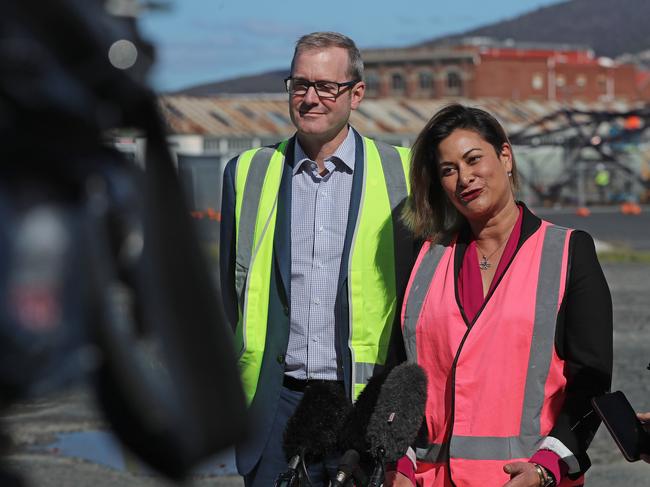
[[453, 202, 543, 326], [454, 202, 542, 275], [292, 125, 356, 174]]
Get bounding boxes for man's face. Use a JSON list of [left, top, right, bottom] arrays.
[[288, 47, 364, 142]]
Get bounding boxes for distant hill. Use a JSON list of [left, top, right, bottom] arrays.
[[422, 0, 650, 59], [174, 69, 287, 96], [176, 0, 650, 95]]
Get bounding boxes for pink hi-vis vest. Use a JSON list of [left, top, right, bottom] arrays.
[[401, 222, 584, 487]]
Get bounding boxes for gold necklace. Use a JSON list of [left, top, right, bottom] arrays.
[[477, 238, 509, 271]]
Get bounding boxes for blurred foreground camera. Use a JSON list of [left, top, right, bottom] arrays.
[[0, 0, 246, 483]]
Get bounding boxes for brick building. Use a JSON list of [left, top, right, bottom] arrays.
[[362, 38, 646, 102]]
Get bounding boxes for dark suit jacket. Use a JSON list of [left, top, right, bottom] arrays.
[[219, 129, 410, 474]]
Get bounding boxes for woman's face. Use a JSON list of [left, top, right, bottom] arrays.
[[436, 128, 514, 221]]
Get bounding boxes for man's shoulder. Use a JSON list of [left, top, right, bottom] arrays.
[[235, 141, 285, 157], [227, 138, 292, 168], [357, 133, 409, 153], [360, 136, 410, 162]]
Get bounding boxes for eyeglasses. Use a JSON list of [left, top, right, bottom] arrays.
[[284, 77, 360, 99]]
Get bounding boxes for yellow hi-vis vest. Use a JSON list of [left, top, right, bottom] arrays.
[[233, 135, 410, 404]]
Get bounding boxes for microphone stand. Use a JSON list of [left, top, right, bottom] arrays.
[[368, 447, 386, 487], [275, 454, 301, 487], [331, 449, 369, 487]]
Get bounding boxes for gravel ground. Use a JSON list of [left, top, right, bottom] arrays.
[[1, 262, 649, 486], [582, 263, 650, 486]]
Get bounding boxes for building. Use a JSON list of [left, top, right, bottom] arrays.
[[159, 94, 643, 161], [362, 38, 645, 102], [151, 94, 650, 210]]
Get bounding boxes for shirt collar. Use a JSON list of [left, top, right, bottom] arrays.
[[292, 126, 356, 175]]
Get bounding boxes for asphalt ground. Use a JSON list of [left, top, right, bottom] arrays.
[[534, 205, 650, 251]]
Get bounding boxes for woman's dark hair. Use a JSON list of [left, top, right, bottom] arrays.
[[403, 103, 519, 241]]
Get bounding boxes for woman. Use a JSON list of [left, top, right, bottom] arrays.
[[390, 104, 612, 487]]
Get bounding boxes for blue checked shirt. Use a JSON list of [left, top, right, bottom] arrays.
[[284, 128, 356, 380]]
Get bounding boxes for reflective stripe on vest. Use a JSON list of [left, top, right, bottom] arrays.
[[234, 137, 409, 403], [234, 142, 287, 404], [403, 224, 571, 465], [349, 137, 410, 399]]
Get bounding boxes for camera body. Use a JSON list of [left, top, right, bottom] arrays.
[[0, 0, 246, 481]]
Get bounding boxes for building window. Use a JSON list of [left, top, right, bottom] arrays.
[[164, 103, 185, 120], [388, 110, 408, 126], [267, 111, 291, 126], [260, 137, 279, 147], [576, 74, 587, 88], [556, 75, 566, 87], [418, 71, 433, 91], [236, 105, 256, 119], [446, 71, 463, 95], [532, 73, 544, 90], [366, 73, 380, 94], [203, 138, 222, 153], [227, 138, 254, 152], [210, 111, 231, 127], [391, 72, 405, 93]]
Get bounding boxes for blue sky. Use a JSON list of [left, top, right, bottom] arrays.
[[139, 0, 562, 92]]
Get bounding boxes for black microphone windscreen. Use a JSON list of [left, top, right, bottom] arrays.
[[338, 368, 389, 455], [366, 363, 427, 462], [338, 449, 360, 475], [282, 381, 351, 463]]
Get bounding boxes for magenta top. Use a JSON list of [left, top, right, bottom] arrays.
[[458, 205, 523, 322]]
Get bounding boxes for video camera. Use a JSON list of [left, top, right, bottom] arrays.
[[0, 0, 246, 483]]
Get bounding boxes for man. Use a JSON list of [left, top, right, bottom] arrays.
[[220, 32, 413, 486]]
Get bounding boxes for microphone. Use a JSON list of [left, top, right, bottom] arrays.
[[275, 454, 301, 487], [333, 368, 390, 486], [276, 381, 351, 486], [331, 449, 368, 487], [365, 363, 427, 487]]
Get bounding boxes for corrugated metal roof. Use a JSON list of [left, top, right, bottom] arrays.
[[160, 95, 643, 138]]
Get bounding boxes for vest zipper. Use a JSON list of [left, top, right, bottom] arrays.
[[446, 237, 523, 484], [446, 323, 472, 487]]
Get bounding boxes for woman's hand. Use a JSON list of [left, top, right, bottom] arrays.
[[502, 462, 544, 487], [637, 412, 650, 463], [384, 470, 416, 487], [638, 411, 650, 430]]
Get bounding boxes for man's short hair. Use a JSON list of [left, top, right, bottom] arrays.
[[290, 31, 364, 81]]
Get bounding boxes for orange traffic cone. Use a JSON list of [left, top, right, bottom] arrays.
[[620, 202, 642, 215]]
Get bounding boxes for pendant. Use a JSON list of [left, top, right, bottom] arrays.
[[479, 256, 491, 271]]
